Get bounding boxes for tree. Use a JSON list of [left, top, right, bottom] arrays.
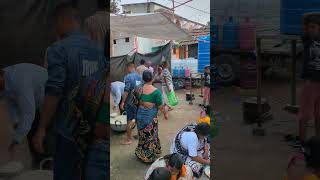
[[110, 0, 120, 13]]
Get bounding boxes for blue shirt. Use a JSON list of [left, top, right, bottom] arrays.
[[123, 71, 142, 105], [1, 63, 48, 143], [46, 32, 107, 140], [111, 81, 125, 106]]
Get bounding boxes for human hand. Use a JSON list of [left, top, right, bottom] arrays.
[[33, 127, 46, 153], [204, 143, 209, 152], [153, 118, 158, 124], [112, 105, 117, 111], [120, 102, 125, 110]]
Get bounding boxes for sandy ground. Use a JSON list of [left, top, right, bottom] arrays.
[[110, 88, 210, 180]]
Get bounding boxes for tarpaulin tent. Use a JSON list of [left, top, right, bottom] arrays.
[[109, 13, 191, 82], [110, 42, 172, 82], [110, 13, 191, 40], [110, 55, 131, 82], [0, 0, 99, 68], [131, 41, 171, 69]]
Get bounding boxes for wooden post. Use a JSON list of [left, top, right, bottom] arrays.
[[172, 0, 175, 20], [291, 40, 297, 106], [110, 31, 114, 57], [256, 37, 262, 127]]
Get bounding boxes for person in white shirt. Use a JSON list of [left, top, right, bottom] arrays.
[[136, 59, 148, 76], [111, 81, 125, 113], [0, 63, 49, 168], [146, 60, 154, 74], [170, 123, 210, 178]]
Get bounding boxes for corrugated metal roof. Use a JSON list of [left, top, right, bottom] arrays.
[[178, 27, 210, 45]]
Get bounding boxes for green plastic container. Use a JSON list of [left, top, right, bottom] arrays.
[[167, 91, 178, 107]]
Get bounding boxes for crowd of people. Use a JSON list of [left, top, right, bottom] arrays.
[[110, 58, 212, 179], [0, 3, 109, 180]]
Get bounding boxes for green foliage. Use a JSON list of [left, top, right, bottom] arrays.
[[110, 0, 120, 13]]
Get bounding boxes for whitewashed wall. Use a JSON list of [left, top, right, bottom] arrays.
[[112, 32, 135, 56]]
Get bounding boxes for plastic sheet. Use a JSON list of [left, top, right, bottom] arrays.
[[110, 42, 172, 82]]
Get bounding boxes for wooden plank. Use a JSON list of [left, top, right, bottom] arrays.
[[291, 40, 297, 106]]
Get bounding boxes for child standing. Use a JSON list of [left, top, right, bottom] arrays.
[[298, 14, 320, 144], [201, 66, 211, 107]]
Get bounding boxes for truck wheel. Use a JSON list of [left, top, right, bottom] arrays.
[[215, 54, 240, 85]]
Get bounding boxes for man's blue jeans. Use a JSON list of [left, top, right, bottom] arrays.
[[54, 134, 82, 180], [85, 140, 109, 180]]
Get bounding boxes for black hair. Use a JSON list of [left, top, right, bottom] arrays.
[[163, 153, 183, 178], [52, 2, 81, 22], [148, 167, 171, 180], [126, 62, 135, 67], [304, 136, 320, 170], [164, 153, 183, 169], [304, 15, 320, 26], [140, 59, 146, 65], [143, 70, 153, 83], [162, 61, 168, 67], [195, 122, 211, 136]]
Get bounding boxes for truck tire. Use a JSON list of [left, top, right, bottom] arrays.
[[215, 54, 240, 85]]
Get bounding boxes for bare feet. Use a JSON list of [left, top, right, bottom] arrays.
[[164, 113, 169, 120], [129, 120, 136, 129], [121, 140, 133, 145], [133, 135, 139, 140]]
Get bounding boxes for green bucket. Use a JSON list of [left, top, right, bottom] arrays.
[[167, 91, 178, 107]]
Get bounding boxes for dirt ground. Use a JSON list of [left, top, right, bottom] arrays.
[[110, 75, 317, 180], [212, 77, 316, 180], [110, 88, 210, 180], [0, 75, 316, 180]]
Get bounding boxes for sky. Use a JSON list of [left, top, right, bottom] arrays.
[[118, 0, 210, 25]]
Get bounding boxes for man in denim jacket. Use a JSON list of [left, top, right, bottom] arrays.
[[33, 3, 108, 180]]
